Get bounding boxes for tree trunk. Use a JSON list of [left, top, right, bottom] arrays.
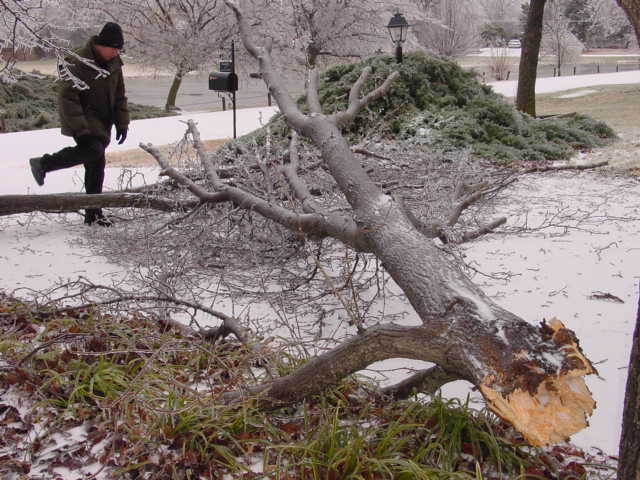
[[617, 284, 640, 480], [616, 0, 640, 45], [516, 0, 547, 116], [0, 193, 199, 216], [165, 70, 185, 111]]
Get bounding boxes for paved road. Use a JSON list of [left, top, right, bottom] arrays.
[[126, 71, 305, 112], [15, 58, 305, 113]]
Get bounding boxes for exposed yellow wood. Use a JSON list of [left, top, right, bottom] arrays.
[[480, 318, 596, 446]]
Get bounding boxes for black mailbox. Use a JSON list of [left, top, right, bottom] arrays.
[[209, 71, 238, 92]]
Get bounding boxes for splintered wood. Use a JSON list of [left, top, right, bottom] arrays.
[[480, 318, 596, 446]]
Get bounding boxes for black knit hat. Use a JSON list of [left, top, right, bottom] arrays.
[[97, 22, 124, 49]]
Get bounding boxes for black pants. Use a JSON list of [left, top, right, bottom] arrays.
[[41, 135, 109, 221]]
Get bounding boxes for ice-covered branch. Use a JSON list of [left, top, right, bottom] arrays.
[[306, 69, 323, 114], [331, 67, 399, 127], [280, 132, 322, 214], [225, 0, 308, 130], [141, 130, 364, 248]]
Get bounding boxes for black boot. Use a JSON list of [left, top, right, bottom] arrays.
[[29, 156, 46, 186], [95, 216, 114, 227], [84, 209, 113, 227]]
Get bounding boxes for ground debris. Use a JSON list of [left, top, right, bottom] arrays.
[[588, 291, 625, 303]]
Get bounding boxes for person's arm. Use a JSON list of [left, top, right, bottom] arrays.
[[58, 65, 91, 138], [114, 70, 129, 129]]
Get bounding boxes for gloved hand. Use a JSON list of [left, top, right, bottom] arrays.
[[116, 126, 128, 145]]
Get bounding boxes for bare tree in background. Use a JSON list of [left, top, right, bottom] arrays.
[[244, 0, 386, 72], [488, 45, 513, 80], [71, 0, 235, 111], [477, 0, 522, 45], [411, 0, 480, 56], [477, 0, 520, 19], [565, 0, 634, 48], [542, 0, 584, 72]]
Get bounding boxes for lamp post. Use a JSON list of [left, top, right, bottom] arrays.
[[386, 11, 410, 64]]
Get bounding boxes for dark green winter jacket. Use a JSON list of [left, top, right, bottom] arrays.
[[57, 36, 129, 142]]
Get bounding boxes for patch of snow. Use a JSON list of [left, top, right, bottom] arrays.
[[557, 89, 598, 98], [488, 70, 640, 97], [449, 282, 496, 322], [541, 352, 565, 370], [581, 52, 640, 57], [371, 193, 393, 216], [469, 47, 522, 58]]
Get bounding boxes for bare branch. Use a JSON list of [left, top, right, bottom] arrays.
[[447, 190, 485, 227], [381, 366, 461, 400], [352, 148, 393, 162], [280, 132, 323, 214], [140, 142, 228, 202], [458, 217, 508, 243], [185, 119, 224, 189], [306, 68, 323, 114], [224, 0, 308, 130], [142, 126, 364, 248], [523, 161, 609, 174], [331, 68, 399, 127]]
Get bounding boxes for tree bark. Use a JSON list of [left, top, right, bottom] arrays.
[[616, 0, 640, 45], [165, 70, 185, 111], [617, 284, 640, 480], [516, 0, 547, 116], [0, 193, 199, 216]]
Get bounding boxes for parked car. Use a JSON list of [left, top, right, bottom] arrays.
[[507, 39, 521, 48]]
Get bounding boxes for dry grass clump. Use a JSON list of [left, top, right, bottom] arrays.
[[106, 139, 227, 167]]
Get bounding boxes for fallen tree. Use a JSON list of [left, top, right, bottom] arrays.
[[0, 1, 603, 448], [135, 0, 599, 447]]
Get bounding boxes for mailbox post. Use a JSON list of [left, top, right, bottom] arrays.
[[209, 41, 239, 138]]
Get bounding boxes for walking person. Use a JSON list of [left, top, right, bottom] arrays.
[[29, 22, 130, 226]]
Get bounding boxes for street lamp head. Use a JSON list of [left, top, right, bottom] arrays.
[[387, 11, 410, 44]]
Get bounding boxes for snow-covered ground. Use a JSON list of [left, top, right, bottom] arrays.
[[0, 73, 639, 459], [471, 47, 640, 58], [488, 69, 640, 97]]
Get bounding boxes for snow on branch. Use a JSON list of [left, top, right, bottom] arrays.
[[0, 0, 108, 85]]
